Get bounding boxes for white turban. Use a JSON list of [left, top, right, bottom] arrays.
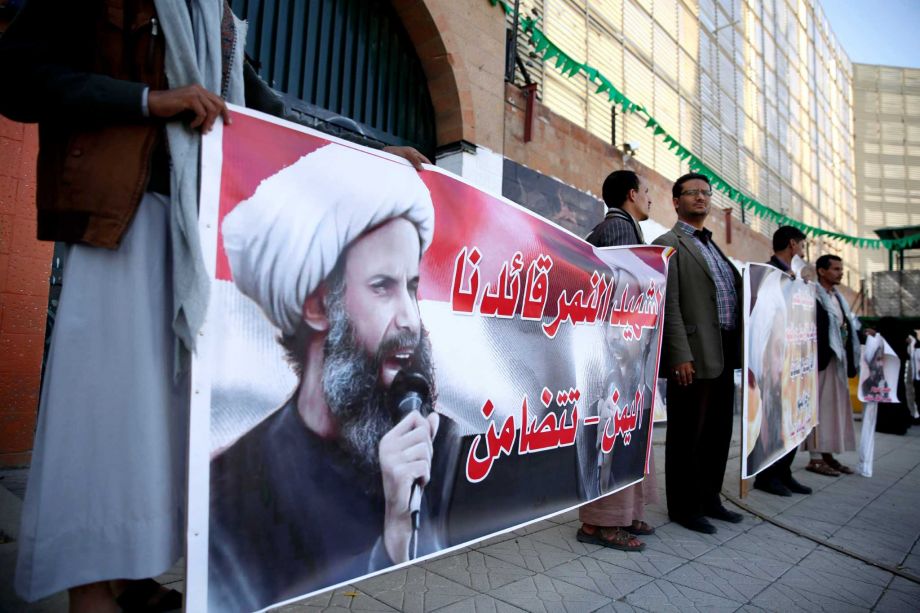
[[748, 271, 786, 383], [222, 144, 435, 335]]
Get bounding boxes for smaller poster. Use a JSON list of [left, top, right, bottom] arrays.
[[742, 264, 818, 479], [858, 334, 900, 403]]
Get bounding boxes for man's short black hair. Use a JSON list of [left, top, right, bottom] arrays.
[[672, 173, 710, 199], [772, 225, 807, 252], [815, 254, 842, 270], [602, 170, 640, 209]]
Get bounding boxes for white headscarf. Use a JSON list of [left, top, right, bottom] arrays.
[[222, 144, 435, 335], [748, 271, 786, 384]]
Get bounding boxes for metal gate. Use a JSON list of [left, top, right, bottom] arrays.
[[231, 0, 436, 156]]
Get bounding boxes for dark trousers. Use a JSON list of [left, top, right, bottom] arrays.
[[665, 330, 738, 521], [754, 448, 796, 485]]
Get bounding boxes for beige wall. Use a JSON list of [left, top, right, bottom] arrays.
[[395, 0, 506, 152], [853, 63, 920, 279]]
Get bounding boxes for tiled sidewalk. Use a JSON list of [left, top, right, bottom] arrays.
[[2, 420, 918, 612], [285, 421, 920, 613]]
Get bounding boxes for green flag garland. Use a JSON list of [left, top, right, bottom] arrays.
[[486, 0, 920, 251]]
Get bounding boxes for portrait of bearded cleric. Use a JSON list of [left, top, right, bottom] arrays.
[[206, 145, 457, 613], [278, 221, 437, 481], [745, 271, 789, 476]]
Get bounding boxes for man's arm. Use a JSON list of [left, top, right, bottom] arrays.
[[0, 0, 147, 123], [0, 0, 230, 131]]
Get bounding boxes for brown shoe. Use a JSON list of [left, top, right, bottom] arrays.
[[806, 460, 840, 477]]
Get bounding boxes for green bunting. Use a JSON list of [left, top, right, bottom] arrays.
[[488, 0, 920, 250]]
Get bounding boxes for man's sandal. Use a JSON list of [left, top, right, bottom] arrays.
[[805, 460, 840, 477], [577, 525, 646, 551], [824, 457, 854, 474], [625, 520, 656, 536]]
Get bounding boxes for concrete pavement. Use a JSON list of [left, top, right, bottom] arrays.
[[2, 418, 918, 612]]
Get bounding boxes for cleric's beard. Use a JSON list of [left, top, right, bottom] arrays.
[[321, 303, 435, 479]]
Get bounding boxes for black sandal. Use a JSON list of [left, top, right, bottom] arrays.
[[577, 525, 646, 551], [115, 579, 183, 613]]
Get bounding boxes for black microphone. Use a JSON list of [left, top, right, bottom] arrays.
[[389, 369, 432, 421], [388, 370, 432, 559]]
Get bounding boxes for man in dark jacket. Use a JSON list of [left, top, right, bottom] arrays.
[[653, 173, 743, 534], [753, 226, 813, 497], [585, 169, 651, 247]]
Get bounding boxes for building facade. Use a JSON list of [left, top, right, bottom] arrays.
[[0, 0, 865, 463], [853, 63, 920, 276], [509, 0, 860, 283]]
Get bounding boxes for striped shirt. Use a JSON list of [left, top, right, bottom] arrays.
[[676, 220, 738, 330], [586, 208, 645, 247]]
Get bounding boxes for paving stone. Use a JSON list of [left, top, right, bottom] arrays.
[[852, 506, 920, 533], [772, 513, 841, 539], [773, 564, 887, 609], [778, 495, 865, 526], [874, 583, 920, 613], [278, 585, 397, 611], [621, 578, 741, 612], [354, 565, 476, 613], [587, 543, 686, 578], [748, 581, 867, 612], [898, 553, 920, 576], [589, 600, 646, 612], [663, 559, 771, 602], [433, 594, 528, 613], [721, 522, 816, 564], [490, 574, 611, 613], [544, 556, 654, 600], [692, 539, 794, 582], [797, 547, 892, 587], [273, 585, 396, 613], [423, 549, 534, 591], [477, 535, 581, 573], [828, 525, 912, 566], [887, 576, 920, 597], [640, 522, 722, 560]]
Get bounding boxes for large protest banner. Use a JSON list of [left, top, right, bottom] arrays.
[[185, 107, 671, 612], [742, 263, 818, 479]]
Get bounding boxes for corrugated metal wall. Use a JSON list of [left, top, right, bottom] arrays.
[[231, 0, 436, 155]]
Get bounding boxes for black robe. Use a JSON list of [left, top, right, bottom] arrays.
[[208, 400, 457, 612]]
